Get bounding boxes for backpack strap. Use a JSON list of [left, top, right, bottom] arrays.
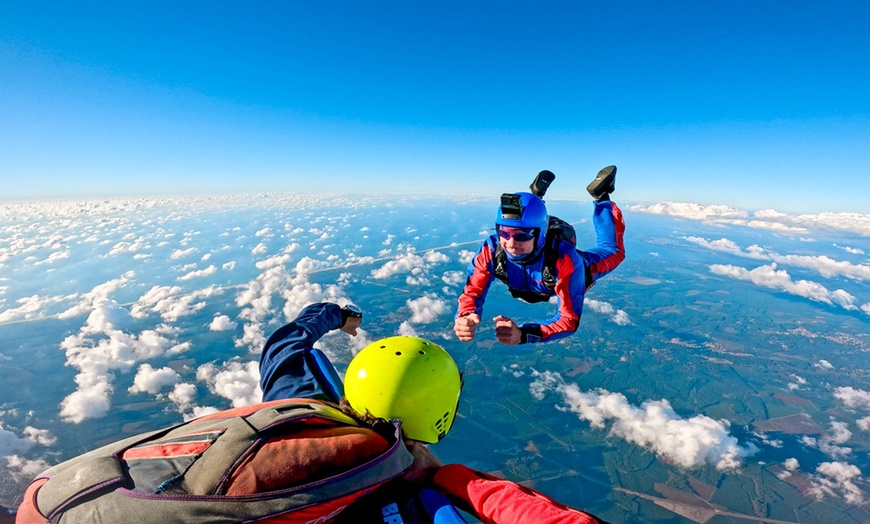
[[493, 243, 508, 285]]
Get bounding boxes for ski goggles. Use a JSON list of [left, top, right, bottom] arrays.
[[496, 225, 537, 242]]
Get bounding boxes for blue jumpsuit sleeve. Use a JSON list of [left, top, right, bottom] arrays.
[[259, 302, 345, 402]]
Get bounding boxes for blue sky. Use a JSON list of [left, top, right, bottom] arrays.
[[1, 1, 868, 213]]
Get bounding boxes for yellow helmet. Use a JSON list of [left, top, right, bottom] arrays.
[[344, 336, 461, 444]]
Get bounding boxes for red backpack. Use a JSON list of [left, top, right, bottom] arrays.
[[17, 398, 412, 523]]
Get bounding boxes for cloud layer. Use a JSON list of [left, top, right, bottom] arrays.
[[530, 371, 756, 471]]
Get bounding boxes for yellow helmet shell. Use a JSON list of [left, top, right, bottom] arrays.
[[345, 336, 461, 444]]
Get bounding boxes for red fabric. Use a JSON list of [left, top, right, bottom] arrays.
[[433, 464, 603, 524], [456, 244, 494, 317], [122, 440, 214, 460], [540, 254, 580, 340], [223, 426, 390, 495], [15, 477, 49, 524]]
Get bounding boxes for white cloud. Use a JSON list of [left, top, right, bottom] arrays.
[[787, 374, 807, 391], [34, 249, 70, 265], [777, 457, 801, 480], [770, 254, 870, 281], [0, 294, 66, 323], [423, 250, 450, 264], [458, 249, 475, 265], [5, 455, 52, 483], [371, 251, 427, 280], [815, 360, 834, 370], [197, 360, 261, 408], [530, 371, 756, 471], [59, 299, 184, 423], [128, 364, 181, 395], [132, 285, 216, 322], [398, 321, 418, 337], [684, 237, 768, 260], [0, 423, 56, 487], [209, 314, 237, 331], [171, 247, 198, 259], [22, 426, 57, 447], [584, 298, 631, 325], [801, 420, 853, 459], [631, 202, 748, 222], [808, 461, 867, 505], [710, 263, 858, 310], [839, 245, 865, 255], [0, 425, 33, 456], [178, 264, 217, 281], [59, 379, 113, 424], [232, 253, 351, 353], [108, 239, 148, 256], [634, 203, 870, 236], [251, 243, 268, 255], [169, 382, 197, 412], [406, 295, 449, 324], [58, 271, 136, 319], [441, 270, 465, 286], [835, 387, 870, 411]]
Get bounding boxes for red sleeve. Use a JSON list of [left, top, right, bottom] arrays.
[[433, 464, 605, 524], [456, 242, 495, 318], [539, 252, 583, 341]]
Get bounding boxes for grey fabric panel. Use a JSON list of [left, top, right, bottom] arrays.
[[244, 400, 357, 431], [36, 456, 125, 517], [39, 429, 165, 479], [177, 419, 258, 495]]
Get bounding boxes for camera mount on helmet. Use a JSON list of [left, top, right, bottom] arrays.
[[500, 193, 524, 220]]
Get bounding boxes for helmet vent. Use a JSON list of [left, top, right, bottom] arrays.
[[433, 411, 450, 431], [395, 351, 402, 356], [418, 350, 425, 355]]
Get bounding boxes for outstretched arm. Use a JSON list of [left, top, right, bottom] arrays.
[[259, 302, 357, 402], [456, 238, 497, 342], [456, 239, 497, 319], [433, 464, 608, 524]]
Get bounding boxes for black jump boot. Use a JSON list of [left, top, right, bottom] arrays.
[[586, 165, 616, 201], [530, 170, 556, 198]]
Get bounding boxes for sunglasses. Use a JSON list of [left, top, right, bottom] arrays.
[[496, 226, 537, 242]]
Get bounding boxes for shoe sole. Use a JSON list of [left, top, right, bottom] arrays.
[[587, 165, 617, 197]]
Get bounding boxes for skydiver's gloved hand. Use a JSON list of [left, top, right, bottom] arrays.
[[494, 315, 522, 346], [401, 440, 444, 485], [340, 304, 362, 336], [454, 313, 480, 342]]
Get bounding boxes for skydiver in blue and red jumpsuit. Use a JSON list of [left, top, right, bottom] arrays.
[[455, 167, 625, 346]]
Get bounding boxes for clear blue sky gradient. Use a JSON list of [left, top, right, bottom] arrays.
[[2, 1, 869, 213]]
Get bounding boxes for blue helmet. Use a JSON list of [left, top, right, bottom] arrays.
[[495, 192, 549, 258]]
